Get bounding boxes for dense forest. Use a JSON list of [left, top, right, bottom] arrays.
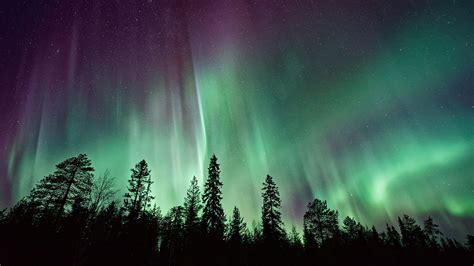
[[0, 154, 472, 265]]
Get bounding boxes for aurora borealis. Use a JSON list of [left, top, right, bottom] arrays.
[[0, 0, 473, 238]]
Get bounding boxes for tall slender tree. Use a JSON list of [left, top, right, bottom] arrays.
[[423, 216, 442, 248], [261, 174, 285, 244], [289, 225, 302, 248], [123, 160, 154, 219], [184, 176, 202, 235], [229, 206, 246, 245], [201, 154, 225, 240]]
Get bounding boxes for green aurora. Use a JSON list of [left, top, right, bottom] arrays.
[[1, 1, 473, 238]]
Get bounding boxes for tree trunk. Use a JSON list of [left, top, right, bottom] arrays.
[[56, 164, 78, 221]]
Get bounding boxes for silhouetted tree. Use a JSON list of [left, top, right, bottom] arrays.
[[342, 216, 365, 243], [201, 154, 225, 240], [184, 176, 202, 235], [160, 206, 185, 264], [289, 225, 302, 248], [398, 215, 426, 249], [261, 174, 285, 244], [30, 154, 94, 220], [369, 225, 382, 245], [423, 216, 442, 248], [229, 206, 246, 245], [123, 160, 153, 220], [182, 175, 202, 263], [466, 234, 474, 253], [119, 160, 157, 265], [303, 198, 339, 247], [2, 154, 473, 266], [0, 208, 6, 224], [385, 223, 402, 248], [90, 169, 117, 213], [442, 237, 464, 251], [29, 174, 61, 212], [140, 205, 161, 263], [251, 221, 263, 245]]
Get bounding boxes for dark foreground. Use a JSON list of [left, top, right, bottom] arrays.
[[1, 154, 473, 265]]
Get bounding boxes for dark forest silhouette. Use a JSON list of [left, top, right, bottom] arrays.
[[0, 154, 472, 265]]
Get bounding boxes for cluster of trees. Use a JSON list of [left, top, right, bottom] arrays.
[[0, 154, 472, 265]]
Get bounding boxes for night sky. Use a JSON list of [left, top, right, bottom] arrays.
[[1, 0, 473, 238]]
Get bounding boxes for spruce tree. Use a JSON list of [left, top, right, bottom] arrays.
[[123, 160, 154, 219], [229, 206, 246, 245], [184, 176, 202, 236], [423, 216, 442, 248], [261, 174, 285, 244], [201, 154, 225, 240], [289, 225, 302, 248]]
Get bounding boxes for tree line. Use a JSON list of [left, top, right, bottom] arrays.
[[0, 153, 472, 265]]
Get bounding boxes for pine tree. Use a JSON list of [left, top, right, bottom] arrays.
[[369, 225, 381, 244], [251, 221, 263, 244], [342, 216, 365, 245], [0, 208, 6, 224], [398, 214, 425, 249], [229, 206, 246, 245], [342, 216, 365, 242], [29, 174, 62, 212], [385, 223, 402, 248], [30, 154, 94, 219], [123, 160, 154, 219], [183, 175, 202, 243], [423, 216, 442, 248], [289, 225, 302, 248], [261, 174, 285, 244], [201, 154, 225, 240], [303, 198, 339, 247], [466, 234, 474, 253], [160, 206, 185, 264]]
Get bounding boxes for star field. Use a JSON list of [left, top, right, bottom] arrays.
[[0, 0, 473, 238]]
